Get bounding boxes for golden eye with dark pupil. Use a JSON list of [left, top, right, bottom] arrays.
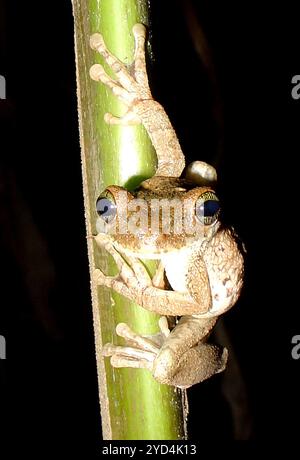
[[196, 191, 220, 226], [96, 192, 117, 223]]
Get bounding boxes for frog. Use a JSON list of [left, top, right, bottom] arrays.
[[89, 24, 244, 388]]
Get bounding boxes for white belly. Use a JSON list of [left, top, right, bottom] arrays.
[[161, 247, 192, 293]]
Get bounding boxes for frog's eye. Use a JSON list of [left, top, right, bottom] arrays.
[[195, 191, 220, 226], [96, 192, 117, 223]]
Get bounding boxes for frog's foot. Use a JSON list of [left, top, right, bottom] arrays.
[[102, 317, 170, 371], [103, 316, 228, 388], [89, 24, 151, 126]]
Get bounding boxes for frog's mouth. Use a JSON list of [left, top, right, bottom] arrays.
[[112, 230, 214, 259]]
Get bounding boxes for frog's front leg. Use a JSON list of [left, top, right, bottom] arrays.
[[103, 315, 227, 388], [90, 24, 185, 177], [93, 236, 210, 316]]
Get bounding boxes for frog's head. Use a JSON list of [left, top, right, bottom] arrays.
[[95, 175, 221, 258]]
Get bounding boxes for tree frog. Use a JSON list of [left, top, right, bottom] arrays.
[[89, 24, 244, 388]]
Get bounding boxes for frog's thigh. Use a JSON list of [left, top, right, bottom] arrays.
[[152, 315, 227, 387], [162, 344, 228, 388]]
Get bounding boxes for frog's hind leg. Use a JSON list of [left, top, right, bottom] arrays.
[[161, 343, 228, 388], [102, 315, 228, 388], [152, 315, 228, 388]]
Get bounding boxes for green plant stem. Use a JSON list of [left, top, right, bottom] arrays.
[[72, 0, 186, 440]]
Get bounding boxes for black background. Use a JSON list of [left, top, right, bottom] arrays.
[[0, 0, 299, 452]]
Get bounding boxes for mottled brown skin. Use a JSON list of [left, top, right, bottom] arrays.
[[90, 24, 244, 388], [100, 179, 217, 254]]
